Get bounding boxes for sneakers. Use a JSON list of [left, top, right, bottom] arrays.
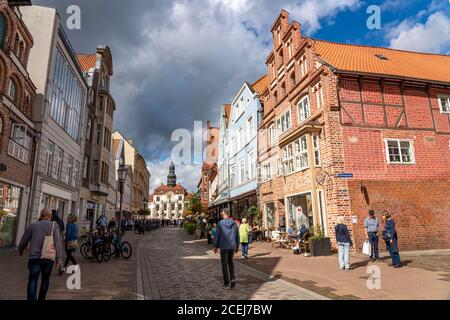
[[223, 284, 231, 290]]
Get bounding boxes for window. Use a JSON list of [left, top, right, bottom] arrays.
[[313, 134, 321, 167], [438, 96, 450, 114], [276, 109, 291, 134], [290, 72, 296, 88], [171, 203, 175, 210], [178, 204, 182, 210], [45, 141, 54, 176], [262, 163, 272, 181], [0, 14, 6, 48], [73, 161, 80, 187], [164, 203, 167, 210], [230, 165, 236, 188], [238, 160, 245, 183], [282, 143, 294, 175], [247, 117, 254, 141], [268, 124, 276, 145], [99, 96, 104, 111], [83, 156, 89, 179], [385, 139, 415, 164], [298, 95, 311, 123], [314, 83, 324, 109], [67, 156, 73, 185], [8, 124, 31, 163], [86, 117, 92, 141], [178, 196, 182, 201], [156, 197, 160, 202], [103, 127, 111, 150], [54, 147, 63, 179], [92, 160, 99, 183], [276, 158, 282, 177], [49, 48, 85, 141], [248, 150, 255, 179], [300, 55, 308, 78], [295, 136, 309, 171], [96, 124, 101, 145], [7, 80, 16, 101], [101, 161, 109, 184]]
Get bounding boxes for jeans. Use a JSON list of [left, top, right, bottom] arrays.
[[338, 242, 350, 270], [64, 248, 77, 268], [241, 243, 248, 257], [368, 232, 379, 259], [220, 249, 235, 286], [386, 239, 401, 266], [27, 259, 54, 301]]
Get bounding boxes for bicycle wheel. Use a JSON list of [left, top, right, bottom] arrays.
[[120, 241, 133, 259], [80, 243, 93, 260], [95, 246, 103, 263], [103, 245, 112, 262]]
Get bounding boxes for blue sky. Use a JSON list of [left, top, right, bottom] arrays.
[[34, 0, 450, 192]]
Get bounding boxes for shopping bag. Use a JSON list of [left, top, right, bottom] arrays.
[[362, 240, 371, 256], [41, 222, 56, 261]]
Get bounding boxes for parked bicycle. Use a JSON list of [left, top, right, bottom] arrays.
[[80, 230, 112, 263], [110, 232, 132, 259]]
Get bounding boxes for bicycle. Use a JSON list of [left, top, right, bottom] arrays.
[[110, 232, 132, 259], [80, 231, 112, 263]]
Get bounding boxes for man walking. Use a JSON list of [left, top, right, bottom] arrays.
[[364, 210, 380, 262], [213, 209, 240, 290], [19, 208, 62, 300]]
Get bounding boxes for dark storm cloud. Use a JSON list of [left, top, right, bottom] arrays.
[[31, 0, 361, 191]]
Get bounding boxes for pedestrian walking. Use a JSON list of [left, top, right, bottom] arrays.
[[60, 214, 79, 275], [335, 216, 353, 271], [364, 210, 380, 261], [239, 218, 250, 259], [51, 210, 65, 274], [18, 208, 62, 300], [213, 209, 240, 290], [211, 223, 217, 244], [382, 211, 401, 268]]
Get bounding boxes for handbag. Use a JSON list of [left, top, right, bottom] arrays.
[[41, 222, 56, 261], [66, 239, 78, 250], [382, 230, 391, 241], [362, 240, 371, 256]]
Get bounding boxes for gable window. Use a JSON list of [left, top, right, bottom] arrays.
[[385, 139, 415, 164], [8, 124, 30, 163], [438, 96, 450, 114], [313, 134, 321, 167], [295, 136, 309, 171], [282, 143, 294, 175], [314, 83, 324, 109], [276, 109, 291, 134], [7, 80, 16, 102], [298, 95, 311, 123]]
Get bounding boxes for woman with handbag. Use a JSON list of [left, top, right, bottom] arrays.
[[382, 211, 401, 268], [335, 216, 353, 271], [60, 214, 79, 275]]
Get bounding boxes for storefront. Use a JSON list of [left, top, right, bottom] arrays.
[[0, 182, 22, 248]]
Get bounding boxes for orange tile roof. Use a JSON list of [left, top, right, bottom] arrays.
[[76, 54, 97, 72], [251, 74, 270, 94], [314, 39, 450, 84]]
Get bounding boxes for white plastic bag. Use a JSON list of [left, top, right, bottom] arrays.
[[362, 240, 371, 256]]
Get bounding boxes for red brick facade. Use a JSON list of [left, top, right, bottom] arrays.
[[258, 10, 450, 251]]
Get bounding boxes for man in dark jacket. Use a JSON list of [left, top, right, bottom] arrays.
[[213, 209, 240, 290]]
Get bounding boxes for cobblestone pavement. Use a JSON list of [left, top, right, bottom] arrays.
[[136, 227, 327, 300], [0, 231, 141, 300]]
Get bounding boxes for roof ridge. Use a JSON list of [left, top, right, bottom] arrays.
[[251, 74, 268, 86], [311, 38, 450, 58]]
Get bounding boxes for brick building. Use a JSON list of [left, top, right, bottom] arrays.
[[258, 10, 450, 251], [199, 121, 219, 211], [0, 0, 35, 248]]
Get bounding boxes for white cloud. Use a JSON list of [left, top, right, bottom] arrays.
[[388, 11, 450, 54]]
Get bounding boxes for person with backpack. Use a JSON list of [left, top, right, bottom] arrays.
[[335, 216, 353, 271], [382, 211, 401, 268], [19, 208, 62, 300]]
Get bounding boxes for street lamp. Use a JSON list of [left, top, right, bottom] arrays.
[[117, 164, 127, 231]]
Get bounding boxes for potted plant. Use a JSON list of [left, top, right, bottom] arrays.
[[308, 224, 331, 256]]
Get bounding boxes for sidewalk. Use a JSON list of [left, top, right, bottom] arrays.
[[203, 240, 450, 300], [0, 231, 143, 300]]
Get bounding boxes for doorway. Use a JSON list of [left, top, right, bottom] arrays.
[[286, 192, 314, 230]]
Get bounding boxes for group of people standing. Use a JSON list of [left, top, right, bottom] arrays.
[[18, 208, 80, 300], [335, 210, 401, 271]]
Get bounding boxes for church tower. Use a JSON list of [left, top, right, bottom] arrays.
[[167, 161, 177, 187]]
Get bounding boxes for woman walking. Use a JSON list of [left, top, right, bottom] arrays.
[[335, 216, 352, 271], [239, 218, 250, 259], [382, 211, 401, 268], [60, 214, 79, 275]]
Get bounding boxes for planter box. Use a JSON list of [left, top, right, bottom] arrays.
[[309, 238, 332, 256]]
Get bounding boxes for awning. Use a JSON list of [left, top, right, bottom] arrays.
[[209, 194, 230, 208]]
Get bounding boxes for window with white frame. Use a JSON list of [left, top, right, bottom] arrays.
[[262, 163, 272, 181], [239, 127, 244, 149], [230, 165, 236, 188], [248, 150, 255, 179], [438, 96, 450, 113], [45, 141, 54, 176], [86, 117, 92, 141], [276, 109, 291, 134], [73, 161, 80, 187], [268, 124, 276, 145], [300, 55, 308, 78], [247, 116, 254, 141], [83, 156, 89, 179], [295, 136, 309, 171], [385, 139, 415, 164], [276, 158, 282, 177], [8, 124, 30, 163], [239, 160, 245, 183], [314, 83, 324, 109], [54, 147, 63, 179], [282, 143, 294, 175], [7, 79, 16, 101], [298, 95, 311, 123], [313, 134, 321, 166], [67, 156, 73, 185]]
